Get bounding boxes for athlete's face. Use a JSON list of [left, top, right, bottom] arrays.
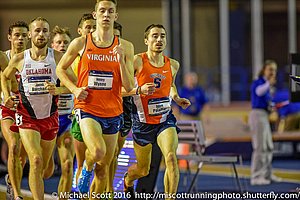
[[94, 1, 118, 29], [145, 27, 166, 53], [264, 63, 277, 80], [184, 72, 198, 88], [78, 19, 96, 36], [8, 27, 29, 52], [29, 21, 50, 49], [51, 33, 71, 53]]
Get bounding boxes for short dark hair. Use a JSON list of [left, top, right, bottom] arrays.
[[95, 0, 118, 10], [144, 24, 166, 39], [51, 26, 71, 42], [114, 22, 122, 37], [8, 21, 29, 35], [78, 13, 94, 28], [29, 17, 49, 30], [258, 60, 277, 77]]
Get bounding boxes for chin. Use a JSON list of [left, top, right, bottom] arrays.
[[35, 43, 48, 49]]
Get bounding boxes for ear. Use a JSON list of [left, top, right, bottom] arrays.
[[28, 31, 32, 39], [51, 43, 54, 48], [144, 38, 148, 45], [92, 11, 96, 20], [77, 28, 82, 35], [115, 12, 119, 21], [7, 34, 12, 42]]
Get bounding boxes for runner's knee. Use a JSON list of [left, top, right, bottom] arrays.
[[63, 137, 72, 148], [31, 154, 43, 169], [91, 148, 105, 161], [165, 152, 177, 167]]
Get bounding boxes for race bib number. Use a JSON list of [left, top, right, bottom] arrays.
[[15, 113, 23, 126], [28, 76, 52, 95], [74, 109, 82, 123], [88, 70, 113, 90], [58, 94, 73, 111], [148, 97, 171, 116]]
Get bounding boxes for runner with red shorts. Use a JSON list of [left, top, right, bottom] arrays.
[[0, 21, 29, 200], [2, 17, 71, 200]]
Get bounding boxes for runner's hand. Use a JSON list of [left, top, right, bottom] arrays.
[[174, 97, 191, 109], [113, 44, 125, 64], [140, 83, 156, 95], [45, 80, 59, 95], [4, 96, 16, 108], [73, 87, 88, 100]]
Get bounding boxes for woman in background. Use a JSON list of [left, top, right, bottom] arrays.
[[249, 60, 282, 185]]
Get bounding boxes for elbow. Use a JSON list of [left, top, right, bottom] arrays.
[[123, 85, 133, 93], [2, 75, 9, 82], [124, 79, 135, 93], [255, 88, 263, 97], [56, 67, 63, 79], [121, 91, 127, 97], [56, 68, 60, 77], [255, 91, 263, 97], [125, 84, 134, 93]]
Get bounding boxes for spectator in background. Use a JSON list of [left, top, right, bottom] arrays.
[[273, 89, 300, 132], [178, 72, 210, 123], [249, 60, 282, 186]]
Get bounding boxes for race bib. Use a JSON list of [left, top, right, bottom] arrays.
[[28, 76, 52, 95], [74, 109, 82, 123], [58, 94, 73, 112], [15, 113, 23, 126], [88, 70, 113, 90], [148, 97, 171, 116]]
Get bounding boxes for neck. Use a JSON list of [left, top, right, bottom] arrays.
[[30, 45, 48, 60], [95, 26, 114, 42], [146, 50, 164, 65], [186, 85, 194, 89]]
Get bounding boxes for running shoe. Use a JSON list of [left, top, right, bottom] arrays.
[[5, 174, 14, 200], [123, 172, 135, 200], [77, 162, 94, 194]]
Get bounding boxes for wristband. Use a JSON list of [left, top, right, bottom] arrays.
[[136, 86, 141, 95]]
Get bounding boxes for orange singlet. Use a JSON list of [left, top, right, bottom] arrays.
[[133, 52, 173, 124], [75, 34, 122, 117]]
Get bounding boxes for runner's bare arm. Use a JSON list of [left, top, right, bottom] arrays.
[[52, 50, 78, 95], [170, 59, 191, 109], [121, 54, 155, 97], [0, 51, 9, 72], [0, 52, 19, 94], [1, 53, 24, 107], [118, 39, 135, 92], [121, 54, 140, 96], [0, 52, 9, 98], [56, 37, 85, 94]]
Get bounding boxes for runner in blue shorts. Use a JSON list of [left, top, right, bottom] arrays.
[[107, 22, 134, 194], [123, 24, 191, 199]]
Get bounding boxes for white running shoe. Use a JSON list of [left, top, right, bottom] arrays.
[[250, 178, 271, 185]]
